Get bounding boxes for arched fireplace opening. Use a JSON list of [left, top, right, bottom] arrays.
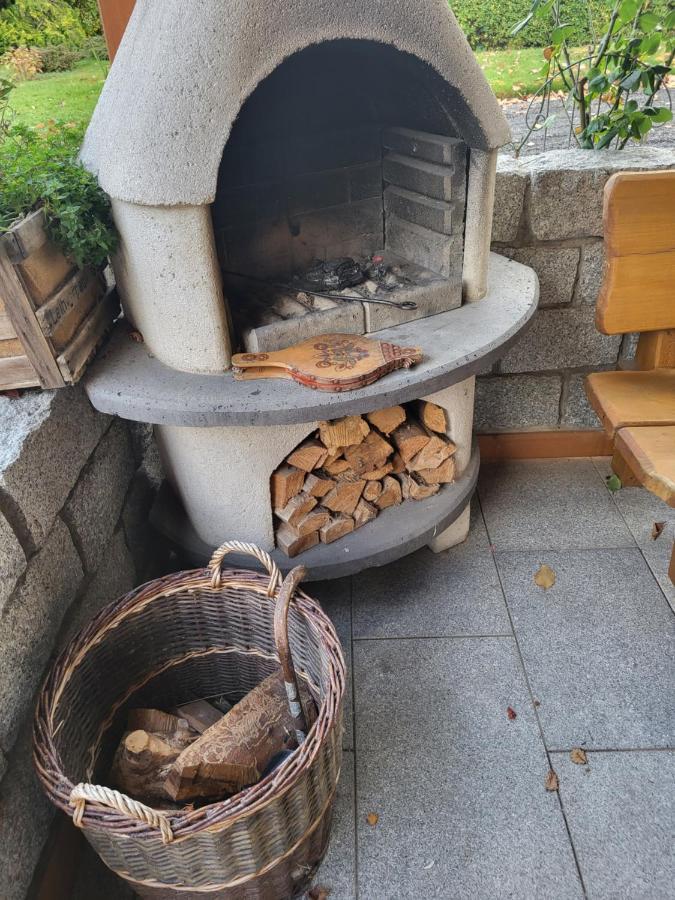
[[213, 40, 469, 348]]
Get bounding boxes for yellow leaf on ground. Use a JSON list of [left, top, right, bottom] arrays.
[[570, 748, 588, 765], [545, 769, 560, 792], [366, 813, 379, 827], [534, 564, 556, 590]]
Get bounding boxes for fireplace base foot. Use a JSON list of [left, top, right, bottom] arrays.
[[428, 503, 471, 553], [151, 444, 479, 580]]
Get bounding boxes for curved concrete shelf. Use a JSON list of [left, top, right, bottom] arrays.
[[85, 254, 538, 427], [152, 442, 479, 580]]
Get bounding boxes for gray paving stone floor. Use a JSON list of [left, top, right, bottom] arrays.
[[77, 459, 674, 899]]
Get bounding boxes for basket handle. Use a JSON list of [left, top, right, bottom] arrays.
[[274, 565, 311, 744], [208, 540, 281, 596], [70, 783, 174, 844]]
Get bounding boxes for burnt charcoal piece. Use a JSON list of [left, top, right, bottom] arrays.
[[299, 257, 364, 291]]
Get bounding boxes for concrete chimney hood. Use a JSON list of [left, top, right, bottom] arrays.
[[82, 0, 538, 577]]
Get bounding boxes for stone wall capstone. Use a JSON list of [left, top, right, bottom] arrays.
[[480, 145, 675, 432]]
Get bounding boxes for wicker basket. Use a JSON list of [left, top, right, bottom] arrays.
[[34, 541, 346, 899]]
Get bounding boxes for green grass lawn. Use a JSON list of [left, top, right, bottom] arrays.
[[3, 48, 551, 130], [5, 59, 108, 129]]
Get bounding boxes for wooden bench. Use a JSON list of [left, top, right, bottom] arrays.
[[585, 170, 675, 584]]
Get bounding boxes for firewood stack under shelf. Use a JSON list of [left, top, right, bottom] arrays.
[[271, 402, 457, 557]]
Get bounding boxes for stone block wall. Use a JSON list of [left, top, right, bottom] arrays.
[[0, 387, 161, 900], [477, 146, 675, 432]]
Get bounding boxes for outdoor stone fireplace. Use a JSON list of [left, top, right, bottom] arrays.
[[80, 0, 538, 575]]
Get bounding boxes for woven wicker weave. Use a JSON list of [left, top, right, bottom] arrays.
[[34, 542, 346, 899]]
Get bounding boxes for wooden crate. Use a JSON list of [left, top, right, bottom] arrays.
[[0, 209, 119, 390]]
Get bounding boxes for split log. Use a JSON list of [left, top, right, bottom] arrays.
[[416, 401, 447, 434], [295, 507, 331, 536], [366, 406, 406, 435], [417, 456, 456, 485], [320, 515, 355, 543], [398, 473, 441, 501], [127, 709, 190, 735], [175, 701, 223, 734], [407, 435, 455, 472], [392, 421, 430, 464], [376, 475, 403, 510], [110, 728, 196, 803], [324, 457, 351, 476], [275, 491, 317, 527], [363, 462, 394, 481], [271, 465, 305, 509], [319, 416, 369, 450], [304, 472, 335, 497], [164, 671, 317, 801], [287, 440, 329, 472], [390, 452, 406, 474], [363, 480, 383, 502], [353, 498, 378, 529], [343, 430, 393, 475], [276, 523, 320, 558], [322, 478, 365, 515]]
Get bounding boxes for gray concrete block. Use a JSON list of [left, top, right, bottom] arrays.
[[575, 241, 605, 304], [0, 748, 6, 781], [552, 750, 675, 899], [286, 168, 350, 216], [385, 214, 463, 277], [525, 147, 675, 240], [62, 420, 135, 574], [478, 459, 634, 551], [501, 246, 580, 307], [384, 185, 456, 234], [59, 528, 135, 648], [363, 271, 461, 332], [122, 472, 158, 580], [382, 127, 465, 166], [349, 162, 382, 201], [383, 153, 460, 201], [0, 511, 26, 616], [292, 197, 383, 262], [561, 373, 601, 429], [495, 548, 675, 748], [356, 746, 582, 899], [0, 387, 109, 547], [0, 517, 82, 751], [72, 842, 135, 900], [354, 636, 542, 753], [475, 374, 562, 431], [493, 156, 528, 242], [620, 331, 640, 361], [0, 723, 55, 900], [500, 307, 622, 373], [352, 539, 510, 639]]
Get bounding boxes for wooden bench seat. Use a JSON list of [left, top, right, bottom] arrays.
[[585, 169, 675, 585], [586, 369, 675, 437], [614, 426, 675, 507]]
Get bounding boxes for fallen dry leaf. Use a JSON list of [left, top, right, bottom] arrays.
[[545, 769, 560, 792], [652, 522, 666, 540], [507, 706, 517, 720], [534, 564, 556, 590], [366, 813, 379, 827], [308, 887, 331, 900], [570, 748, 588, 766], [128, 330, 144, 343]]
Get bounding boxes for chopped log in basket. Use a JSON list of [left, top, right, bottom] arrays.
[[271, 402, 457, 557], [0, 209, 119, 390]]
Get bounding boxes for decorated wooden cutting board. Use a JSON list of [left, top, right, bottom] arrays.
[[232, 334, 423, 392]]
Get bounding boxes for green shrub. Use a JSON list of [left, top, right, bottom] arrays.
[[0, 0, 87, 55], [0, 122, 118, 267], [450, 0, 670, 49], [33, 43, 81, 72]]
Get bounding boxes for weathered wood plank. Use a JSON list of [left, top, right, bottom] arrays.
[[0, 209, 49, 263], [0, 355, 40, 390], [0, 248, 64, 388], [37, 268, 105, 348], [55, 289, 119, 383], [16, 243, 75, 305]]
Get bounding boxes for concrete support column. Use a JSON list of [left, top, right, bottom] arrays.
[[111, 200, 232, 374], [156, 421, 316, 548], [463, 149, 498, 302], [425, 375, 476, 552]]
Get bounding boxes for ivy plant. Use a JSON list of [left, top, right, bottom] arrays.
[[512, 0, 674, 151], [0, 121, 117, 268]]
